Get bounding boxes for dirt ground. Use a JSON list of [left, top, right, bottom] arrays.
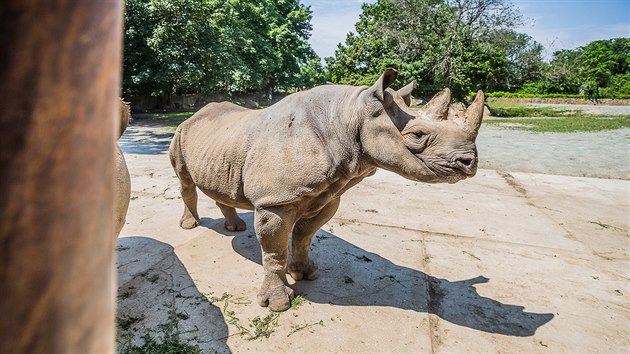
[[116, 119, 629, 353]]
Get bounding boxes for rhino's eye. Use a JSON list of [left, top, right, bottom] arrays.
[[413, 132, 431, 143], [405, 131, 431, 153]]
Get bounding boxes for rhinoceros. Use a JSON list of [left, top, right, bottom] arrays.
[[115, 99, 131, 236], [169, 69, 484, 311]]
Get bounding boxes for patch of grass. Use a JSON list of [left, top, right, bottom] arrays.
[[291, 294, 308, 310], [118, 315, 144, 331], [287, 320, 324, 337], [212, 292, 281, 340], [462, 250, 481, 260], [485, 116, 630, 132], [134, 112, 195, 120], [117, 287, 207, 353], [121, 334, 202, 354], [211, 293, 250, 337], [249, 313, 280, 340], [485, 101, 525, 109], [118, 290, 134, 300], [140, 272, 160, 284], [225, 309, 249, 337], [486, 102, 580, 117], [133, 111, 195, 131]]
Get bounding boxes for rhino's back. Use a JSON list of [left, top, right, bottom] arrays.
[[239, 92, 359, 208], [175, 89, 363, 209], [176, 102, 255, 208]]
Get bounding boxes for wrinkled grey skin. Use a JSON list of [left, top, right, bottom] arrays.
[[115, 99, 131, 236], [169, 69, 484, 311]]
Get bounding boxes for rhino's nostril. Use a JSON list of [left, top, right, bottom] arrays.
[[459, 158, 473, 167]]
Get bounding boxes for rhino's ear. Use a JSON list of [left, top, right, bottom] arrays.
[[369, 68, 398, 101], [397, 80, 416, 107]]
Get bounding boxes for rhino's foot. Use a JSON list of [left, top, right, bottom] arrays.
[[288, 260, 320, 281], [224, 217, 247, 232], [257, 277, 294, 312], [180, 216, 199, 229]]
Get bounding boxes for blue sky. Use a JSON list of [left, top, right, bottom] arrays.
[[302, 0, 629, 60]]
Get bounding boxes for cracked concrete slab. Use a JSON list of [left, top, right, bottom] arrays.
[[116, 123, 629, 353]]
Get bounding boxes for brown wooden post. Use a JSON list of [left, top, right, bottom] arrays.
[[0, 0, 122, 352]]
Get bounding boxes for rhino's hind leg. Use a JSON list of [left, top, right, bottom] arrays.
[[178, 177, 200, 229], [216, 202, 247, 231], [289, 198, 341, 281], [170, 131, 200, 229], [255, 206, 296, 312]]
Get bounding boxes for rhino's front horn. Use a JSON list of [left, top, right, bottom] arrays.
[[422, 88, 451, 120], [463, 90, 485, 138]]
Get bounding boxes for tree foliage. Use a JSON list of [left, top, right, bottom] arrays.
[[541, 38, 629, 96], [327, 0, 542, 98], [124, 0, 628, 100], [123, 0, 325, 97]]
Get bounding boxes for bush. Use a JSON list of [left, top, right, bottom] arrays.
[[476, 91, 630, 99], [611, 73, 630, 96], [518, 82, 547, 95], [475, 91, 584, 99]]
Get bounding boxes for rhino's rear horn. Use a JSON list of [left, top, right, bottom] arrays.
[[463, 90, 484, 138], [422, 88, 451, 120]]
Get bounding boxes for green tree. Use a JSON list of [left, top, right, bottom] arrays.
[[580, 38, 630, 89], [540, 38, 629, 96], [123, 0, 321, 97], [327, 0, 532, 98], [490, 30, 545, 89], [123, 0, 159, 96], [544, 49, 583, 94]]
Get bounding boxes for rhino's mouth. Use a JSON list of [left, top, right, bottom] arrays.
[[416, 154, 476, 182], [452, 156, 476, 176]]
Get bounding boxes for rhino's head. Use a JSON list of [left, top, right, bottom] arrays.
[[358, 69, 484, 184]]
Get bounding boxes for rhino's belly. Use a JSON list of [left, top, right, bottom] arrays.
[[197, 186, 254, 210], [188, 161, 252, 210], [298, 170, 375, 219], [181, 117, 252, 209]]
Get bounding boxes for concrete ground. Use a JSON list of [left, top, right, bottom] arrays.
[[116, 120, 629, 353]]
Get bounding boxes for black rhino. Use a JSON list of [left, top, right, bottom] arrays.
[[169, 69, 484, 311]]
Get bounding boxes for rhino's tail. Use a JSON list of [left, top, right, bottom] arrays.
[[118, 98, 132, 139], [168, 126, 186, 177], [169, 126, 195, 189]]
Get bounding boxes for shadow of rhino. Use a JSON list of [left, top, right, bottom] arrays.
[[115, 236, 230, 353], [200, 213, 553, 337]]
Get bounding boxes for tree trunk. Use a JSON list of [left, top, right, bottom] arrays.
[[0, 0, 122, 352]]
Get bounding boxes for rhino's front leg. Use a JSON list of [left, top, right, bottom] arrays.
[[289, 197, 340, 281], [255, 206, 296, 312]]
